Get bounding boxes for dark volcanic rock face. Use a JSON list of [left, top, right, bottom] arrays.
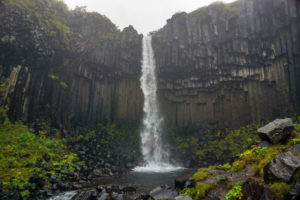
[[0, 0, 143, 129], [152, 0, 300, 130], [1, 0, 300, 133]]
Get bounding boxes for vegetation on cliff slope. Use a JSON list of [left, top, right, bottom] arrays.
[[170, 124, 260, 166], [0, 107, 79, 194], [0, 0, 118, 75], [181, 120, 300, 200]]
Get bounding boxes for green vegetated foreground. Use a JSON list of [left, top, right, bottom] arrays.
[[0, 107, 79, 193], [180, 121, 300, 200], [0, 104, 140, 197]]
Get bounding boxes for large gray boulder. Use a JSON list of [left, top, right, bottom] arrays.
[[264, 152, 300, 182], [258, 118, 294, 144], [150, 185, 178, 200]]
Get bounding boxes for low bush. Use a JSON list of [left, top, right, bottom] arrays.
[[224, 182, 243, 200]]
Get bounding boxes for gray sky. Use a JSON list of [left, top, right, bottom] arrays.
[[64, 0, 236, 34]]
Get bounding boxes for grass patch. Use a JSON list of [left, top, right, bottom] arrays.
[[0, 108, 79, 191], [192, 168, 209, 181], [182, 183, 212, 200]]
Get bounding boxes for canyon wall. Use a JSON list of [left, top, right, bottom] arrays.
[[0, 0, 143, 129], [152, 0, 300, 130], [0, 0, 299, 132]]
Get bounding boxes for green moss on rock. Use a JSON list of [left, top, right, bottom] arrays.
[[0, 107, 79, 191]]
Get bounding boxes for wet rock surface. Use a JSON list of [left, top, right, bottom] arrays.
[[0, 191, 21, 200], [240, 178, 279, 200], [0, 0, 143, 130], [149, 185, 178, 200], [258, 118, 294, 144], [152, 0, 300, 131], [288, 178, 300, 200], [264, 152, 300, 183], [50, 184, 185, 200], [175, 194, 193, 200], [287, 144, 300, 156], [174, 174, 194, 190]]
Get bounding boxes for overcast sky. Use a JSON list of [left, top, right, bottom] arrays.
[[64, 0, 236, 34]]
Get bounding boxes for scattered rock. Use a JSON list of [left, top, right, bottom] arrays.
[[111, 192, 123, 200], [150, 185, 178, 200], [46, 189, 53, 197], [0, 191, 21, 200], [175, 174, 194, 190], [52, 183, 58, 190], [49, 174, 58, 183], [29, 173, 44, 187], [98, 192, 109, 200], [58, 181, 69, 190], [207, 196, 220, 200], [288, 178, 300, 200], [122, 186, 136, 193], [92, 169, 103, 177], [264, 152, 300, 182], [29, 183, 37, 192], [175, 194, 193, 200], [258, 118, 294, 144], [287, 144, 300, 156], [73, 189, 97, 200], [240, 178, 279, 200], [258, 140, 272, 148], [43, 153, 51, 162]]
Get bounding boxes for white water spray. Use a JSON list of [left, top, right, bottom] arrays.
[[134, 35, 181, 173]]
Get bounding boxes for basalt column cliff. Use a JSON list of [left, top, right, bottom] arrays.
[[1, 0, 300, 131], [0, 1, 143, 129], [152, 0, 300, 130]]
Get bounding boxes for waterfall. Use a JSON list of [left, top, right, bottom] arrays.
[[134, 35, 181, 173]]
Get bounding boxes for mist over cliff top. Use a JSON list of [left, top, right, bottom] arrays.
[[64, 0, 236, 34]]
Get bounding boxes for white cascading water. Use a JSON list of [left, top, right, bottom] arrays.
[[134, 35, 181, 173]]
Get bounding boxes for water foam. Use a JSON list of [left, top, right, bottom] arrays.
[[134, 162, 183, 173]]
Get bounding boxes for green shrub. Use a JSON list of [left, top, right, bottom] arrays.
[[224, 182, 243, 200], [216, 163, 232, 170]]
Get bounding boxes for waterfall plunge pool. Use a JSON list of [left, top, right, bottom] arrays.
[[50, 168, 194, 200], [92, 168, 194, 193]]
